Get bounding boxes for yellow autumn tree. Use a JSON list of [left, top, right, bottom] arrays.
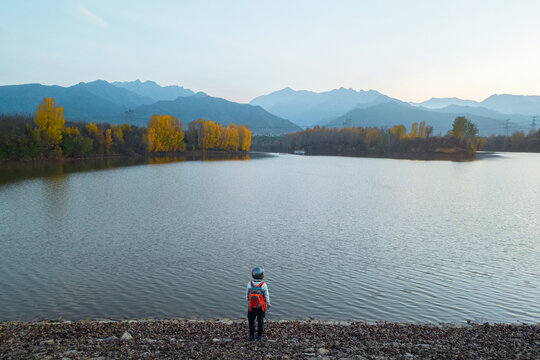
[[34, 97, 65, 144], [418, 121, 427, 138], [390, 125, 406, 140], [147, 115, 186, 152], [238, 125, 252, 151], [227, 124, 240, 151], [408, 122, 418, 139], [86, 122, 105, 152], [105, 128, 113, 154], [186, 118, 250, 151], [111, 124, 124, 144]]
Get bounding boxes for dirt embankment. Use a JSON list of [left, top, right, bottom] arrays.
[[1, 319, 538, 359]]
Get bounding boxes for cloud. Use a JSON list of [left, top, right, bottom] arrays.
[[76, 5, 109, 28]]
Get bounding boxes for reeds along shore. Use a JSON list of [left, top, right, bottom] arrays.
[[1, 319, 538, 359]]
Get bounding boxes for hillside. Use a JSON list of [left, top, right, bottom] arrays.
[[73, 80, 155, 107], [0, 81, 299, 134], [326, 101, 506, 136], [0, 83, 126, 123], [131, 93, 301, 134]]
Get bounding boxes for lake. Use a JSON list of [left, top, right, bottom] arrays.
[[0, 152, 539, 323]]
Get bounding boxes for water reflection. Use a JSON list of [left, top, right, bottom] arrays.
[[0, 153, 263, 186]]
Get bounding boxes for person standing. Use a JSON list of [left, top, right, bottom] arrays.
[[246, 267, 271, 341]]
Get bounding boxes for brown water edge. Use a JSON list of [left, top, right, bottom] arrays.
[[1, 319, 538, 359], [302, 149, 475, 161], [0, 150, 252, 166]]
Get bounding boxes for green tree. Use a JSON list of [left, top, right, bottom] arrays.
[[450, 116, 468, 140]]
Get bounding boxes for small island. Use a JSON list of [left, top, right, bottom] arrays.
[[252, 117, 483, 161]]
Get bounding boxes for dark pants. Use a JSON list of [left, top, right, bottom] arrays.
[[248, 308, 265, 338]]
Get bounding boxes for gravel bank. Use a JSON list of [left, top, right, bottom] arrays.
[[1, 319, 538, 359]]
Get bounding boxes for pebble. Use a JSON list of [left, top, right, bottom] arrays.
[[121, 331, 133, 340], [318, 347, 330, 355], [97, 336, 117, 342]]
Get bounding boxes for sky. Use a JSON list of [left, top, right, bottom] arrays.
[[1, 0, 540, 103]]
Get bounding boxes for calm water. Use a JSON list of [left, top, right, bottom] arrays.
[[0, 152, 539, 323]]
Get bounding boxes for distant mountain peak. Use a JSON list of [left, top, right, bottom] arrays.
[[412, 97, 480, 109], [190, 91, 208, 98], [112, 80, 195, 101]]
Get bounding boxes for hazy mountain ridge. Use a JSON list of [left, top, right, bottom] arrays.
[[411, 97, 480, 109], [112, 80, 195, 101], [1, 80, 538, 136], [251, 88, 538, 134], [411, 94, 540, 116], [424, 104, 531, 124], [250, 87, 394, 127], [73, 80, 156, 107], [480, 94, 540, 115], [326, 101, 509, 136]]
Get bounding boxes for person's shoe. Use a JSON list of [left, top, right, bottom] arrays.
[[256, 336, 262, 341], [249, 335, 255, 341]]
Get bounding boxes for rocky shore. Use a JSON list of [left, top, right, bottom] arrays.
[[1, 319, 538, 359]]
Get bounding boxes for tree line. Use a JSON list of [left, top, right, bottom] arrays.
[[252, 117, 483, 159], [480, 130, 540, 152], [0, 97, 251, 161]]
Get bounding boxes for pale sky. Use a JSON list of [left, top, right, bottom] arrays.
[[1, 0, 540, 103]]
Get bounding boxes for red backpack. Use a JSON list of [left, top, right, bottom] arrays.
[[248, 281, 265, 311]]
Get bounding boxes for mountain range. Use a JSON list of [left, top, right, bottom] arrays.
[[1, 80, 538, 136], [327, 101, 506, 136], [251, 89, 538, 135], [250, 87, 394, 127], [0, 80, 300, 134]]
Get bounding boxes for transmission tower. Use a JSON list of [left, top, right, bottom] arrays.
[[532, 115, 538, 132], [504, 119, 510, 150], [125, 109, 134, 124]]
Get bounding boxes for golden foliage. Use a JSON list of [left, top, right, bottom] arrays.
[[34, 97, 65, 144], [238, 125, 252, 151], [418, 121, 427, 138], [408, 122, 418, 139], [147, 115, 186, 152], [390, 125, 406, 140], [111, 124, 124, 143], [86, 122, 104, 143], [105, 129, 113, 154], [187, 118, 251, 151], [64, 126, 80, 136]]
